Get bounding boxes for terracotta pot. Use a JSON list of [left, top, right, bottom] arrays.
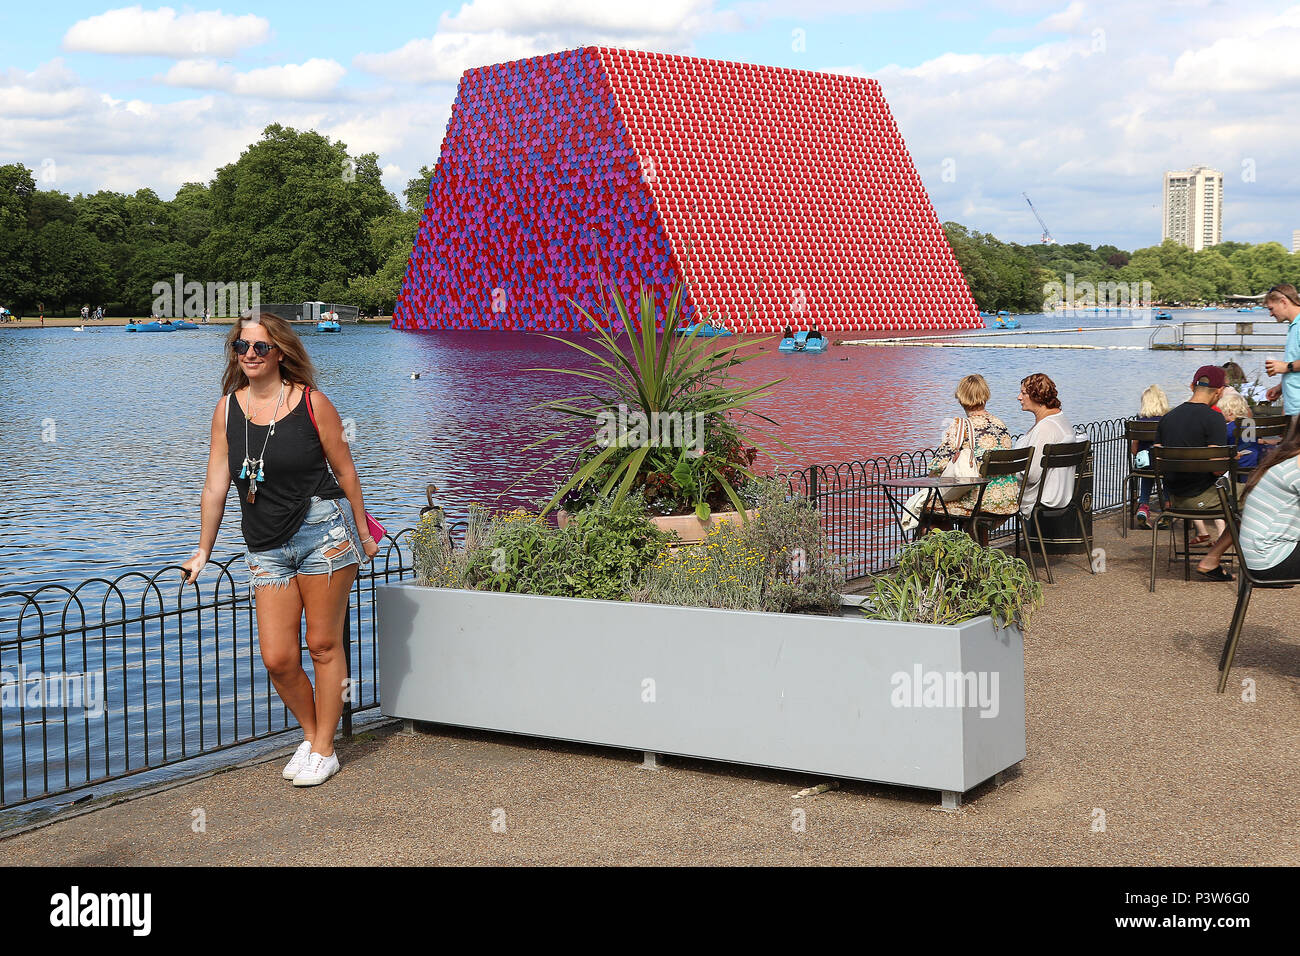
[[555, 508, 755, 545], [650, 509, 756, 545]]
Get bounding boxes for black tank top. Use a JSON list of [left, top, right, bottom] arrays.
[[226, 386, 343, 551]]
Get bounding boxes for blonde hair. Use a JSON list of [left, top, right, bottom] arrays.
[[1138, 384, 1169, 418], [955, 373, 991, 410], [220, 312, 318, 395], [1218, 391, 1250, 421], [1263, 283, 1300, 307]]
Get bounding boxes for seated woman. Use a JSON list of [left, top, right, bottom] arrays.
[[806, 325, 823, 341], [921, 374, 1019, 535], [1220, 391, 1262, 470], [1131, 384, 1168, 527], [1235, 423, 1300, 581], [782, 323, 794, 339], [1015, 372, 1076, 516]]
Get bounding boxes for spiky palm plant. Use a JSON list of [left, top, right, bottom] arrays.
[[527, 283, 786, 519]]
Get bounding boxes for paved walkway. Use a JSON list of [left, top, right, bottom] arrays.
[[2, 517, 1297, 865]]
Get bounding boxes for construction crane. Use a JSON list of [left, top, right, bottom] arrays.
[[1023, 192, 1057, 245]]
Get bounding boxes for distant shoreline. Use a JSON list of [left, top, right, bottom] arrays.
[[0, 316, 395, 329]]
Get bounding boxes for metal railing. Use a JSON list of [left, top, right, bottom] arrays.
[[1150, 319, 1289, 352], [0, 534, 417, 811], [784, 418, 1129, 580], [1, 418, 1131, 811]]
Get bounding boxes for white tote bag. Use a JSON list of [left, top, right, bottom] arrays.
[[938, 417, 980, 501], [899, 487, 928, 531]]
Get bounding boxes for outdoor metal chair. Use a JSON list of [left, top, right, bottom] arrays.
[[1232, 411, 1292, 484], [1025, 440, 1093, 585], [1122, 419, 1160, 538], [912, 447, 1033, 552], [1149, 446, 1237, 592], [1213, 478, 1300, 693], [964, 446, 1035, 558]]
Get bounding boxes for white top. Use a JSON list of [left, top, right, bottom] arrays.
[[1014, 411, 1077, 515]]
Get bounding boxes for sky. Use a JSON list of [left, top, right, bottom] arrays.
[[2, 0, 1299, 250]]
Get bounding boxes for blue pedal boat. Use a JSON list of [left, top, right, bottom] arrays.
[[127, 319, 198, 332], [778, 331, 829, 353], [674, 323, 732, 338]]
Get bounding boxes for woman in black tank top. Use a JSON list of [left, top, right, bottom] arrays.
[[182, 312, 379, 788]]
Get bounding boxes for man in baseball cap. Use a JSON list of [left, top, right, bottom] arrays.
[[1155, 366, 1233, 581], [1191, 365, 1227, 390]]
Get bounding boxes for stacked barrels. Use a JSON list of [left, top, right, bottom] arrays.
[[393, 47, 979, 334]]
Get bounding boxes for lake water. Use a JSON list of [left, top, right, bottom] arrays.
[[0, 310, 1274, 593]]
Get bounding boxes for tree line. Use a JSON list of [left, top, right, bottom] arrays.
[[0, 124, 431, 317], [944, 222, 1300, 312], [1, 123, 1296, 317]]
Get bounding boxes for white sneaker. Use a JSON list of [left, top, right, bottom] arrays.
[[293, 751, 340, 787], [282, 740, 313, 780]]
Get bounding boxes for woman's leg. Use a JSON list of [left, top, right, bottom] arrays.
[[297, 560, 358, 758], [253, 579, 315, 744]]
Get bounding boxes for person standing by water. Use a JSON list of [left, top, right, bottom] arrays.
[[181, 312, 379, 787], [1263, 283, 1300, 428]]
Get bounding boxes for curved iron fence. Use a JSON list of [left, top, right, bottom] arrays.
[[0, 536, 416, 811], [782, 418, 1129, 580], [1, 418, 1130, 810]]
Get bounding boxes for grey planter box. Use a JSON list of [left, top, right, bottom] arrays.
[[377, 585, 1025, 804]]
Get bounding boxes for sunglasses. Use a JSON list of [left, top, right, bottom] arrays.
[[232, 339, 278, 357]]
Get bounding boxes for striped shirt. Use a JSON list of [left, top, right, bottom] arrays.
[[1239, 456, 1300, 570]]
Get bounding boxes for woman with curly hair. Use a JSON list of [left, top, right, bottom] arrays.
[[1014, 372, 1077, 516]]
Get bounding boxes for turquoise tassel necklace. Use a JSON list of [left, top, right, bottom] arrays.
[[242, 381, 285, 504]]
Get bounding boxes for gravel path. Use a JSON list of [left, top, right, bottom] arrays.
[[2, 517, 1296, 866]]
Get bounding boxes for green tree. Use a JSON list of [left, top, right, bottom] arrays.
[[201, 124, 399, 302], [31, 222, 111, 311], [403, 165, 435, 211], [169, 183, 212, 250], [73, 190, 129, 245], [28, 190, 76, 230]]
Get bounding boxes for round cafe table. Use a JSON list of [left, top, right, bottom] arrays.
[[878, 475, 993, 542]]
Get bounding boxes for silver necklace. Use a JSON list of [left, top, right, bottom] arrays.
[[240, 382, 286, 504]]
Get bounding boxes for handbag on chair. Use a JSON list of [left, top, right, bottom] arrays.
[[939, 417, 980, 502]]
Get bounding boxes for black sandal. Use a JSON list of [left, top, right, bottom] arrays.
[[1196, 566, 1234, 582]]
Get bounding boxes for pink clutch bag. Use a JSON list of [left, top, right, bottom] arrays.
[[365, 513, 386, 543]]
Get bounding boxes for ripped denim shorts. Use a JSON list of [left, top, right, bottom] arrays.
[[245, 496, 362, 595]]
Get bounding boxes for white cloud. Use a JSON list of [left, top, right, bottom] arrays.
[[161, 58, 347, 100], [1165, 8, 1300, 93], [6, 0, 1300, 254], [0, 61, 94, 118], [355, 31, 546, 85], [63, 5, 271, 58], [441, 0, 711, 35], [857, 1, 1300, 248], [0, 58, 453, 203], [1038, 1, 1089, 33], [355, 0, 732, 83]]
